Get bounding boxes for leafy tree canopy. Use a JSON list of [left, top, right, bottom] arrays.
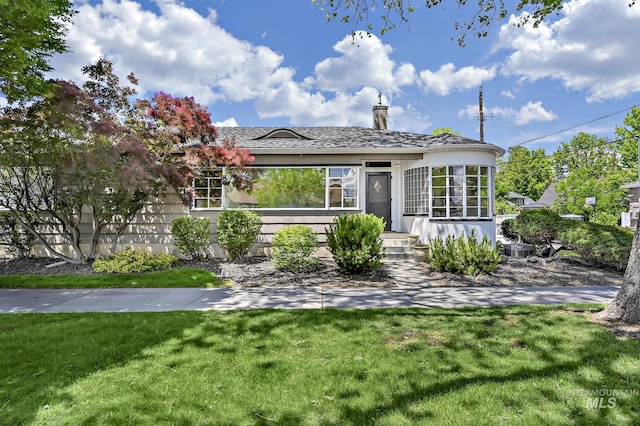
[[0, 0, 74, 102], [495, 146, 553, 201], [312, 0, 569, 46], [551, 132, 634, 225], [431, 127, 462, 136], [615, 105, 640, 173]]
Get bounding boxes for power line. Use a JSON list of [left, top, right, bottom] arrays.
[[513, 106, 635, 147]]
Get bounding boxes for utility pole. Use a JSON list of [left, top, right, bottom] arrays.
[[479, 86, 484, 143]]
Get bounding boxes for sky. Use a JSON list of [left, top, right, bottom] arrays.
[[48, 0, 640, 154]]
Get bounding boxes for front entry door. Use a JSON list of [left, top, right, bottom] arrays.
[[366, 172, 392, 231]]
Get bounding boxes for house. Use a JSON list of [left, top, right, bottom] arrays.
[[520, 183, 558, 210], [32, 104, 505, 258], [621, 181, 640, 229], [505, 192, 534, 207]]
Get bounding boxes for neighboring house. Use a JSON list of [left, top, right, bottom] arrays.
[[505, 192, 534, 207], [521, 183, 558, 210], [33, 104, 505, 258], [621, 181, 640, 229]]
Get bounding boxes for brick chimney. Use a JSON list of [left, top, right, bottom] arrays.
[[372, 104, 388, 130]]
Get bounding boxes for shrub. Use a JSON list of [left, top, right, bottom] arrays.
[[272, 225, 319, 272], [171, 216, 211, 261], [512, 209, 562, 247], [0, 213, 36, 258], [500, 219, 520, 243], [426, 232, 502, 276], [93, 246, 178, 274], [326, 213, 385, 274], [558, 220, 632, 271], [216, 210, 263, 260]]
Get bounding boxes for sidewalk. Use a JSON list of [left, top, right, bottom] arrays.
[[0, 259, 620, 313], [0, 285, 619, 314]]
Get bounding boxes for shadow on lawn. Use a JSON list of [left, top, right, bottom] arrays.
[[0, 311, 208, 425]]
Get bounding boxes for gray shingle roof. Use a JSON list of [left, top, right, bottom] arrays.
[[216, 127, 505, 156]]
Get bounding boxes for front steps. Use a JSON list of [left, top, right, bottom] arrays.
[[381, 232, 413, 260]]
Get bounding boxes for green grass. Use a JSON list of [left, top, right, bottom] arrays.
[[0, 268, 227, 289], [1, 305, 639, 425]]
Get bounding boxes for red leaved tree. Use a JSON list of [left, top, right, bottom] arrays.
[[137, 92, 254, 205]]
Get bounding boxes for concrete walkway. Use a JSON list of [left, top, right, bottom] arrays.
[[0, 259, 620, 313], [0, 285, 619, 314]]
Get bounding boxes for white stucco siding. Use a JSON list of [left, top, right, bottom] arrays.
[[409, 218, 495, 245]]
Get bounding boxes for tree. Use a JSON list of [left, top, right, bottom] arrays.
[[552, 133, 633, 225], [0, 0, 74, 101], [0, 59, 254, 263], [312, 0, 568, 46], [431, 127, 462, 136], [136, 92, 254, 204], [597, 107, 640, 323], [495, 146, 553, 202], [614, 106, 640, 173], [0, 64, 164, 263]]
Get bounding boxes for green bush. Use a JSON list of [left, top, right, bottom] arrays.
[[507, 209, 632, 271], [512, 209, 562, 246], [0, 213, 36, 258], [93, 246, 178, 274], [326, 213, 385, 274], [426, 232, 502, 276], [171, 216, 211, 261], [500, 219, 519, 243], [272, 225, 319, 272], [558, 220, 632, 271], [216, 210, 263, 260]]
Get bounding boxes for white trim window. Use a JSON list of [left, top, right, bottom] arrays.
[[328, 167, 358, 208], [403, 165, 492, 219], [192, 169, 223, 209], [403, 167, 429, 215], [191, 166, 360, 210]]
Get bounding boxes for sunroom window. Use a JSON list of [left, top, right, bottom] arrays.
[[191, 167, 359, 210], [403, 167, 429, 215], [403, 165, 492, 218]]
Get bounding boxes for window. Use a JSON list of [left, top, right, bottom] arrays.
[[403, 165, 492, 219], [191, 167, 359, 210], [403, 167, 429, 215], [329, 168, 358, 208], [192, 169, 223, 208]]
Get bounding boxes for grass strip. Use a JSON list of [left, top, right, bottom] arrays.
[[1, 305, 638, 425], [0, 267, 226, 289]]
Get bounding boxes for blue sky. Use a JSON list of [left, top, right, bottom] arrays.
[[49, 0, 640, 153]]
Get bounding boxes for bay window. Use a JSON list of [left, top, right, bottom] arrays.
[[404, 165, 493, 219]]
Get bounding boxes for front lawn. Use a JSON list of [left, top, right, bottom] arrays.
[[1, 306, 639, 424], [0, 267, 226, 289]]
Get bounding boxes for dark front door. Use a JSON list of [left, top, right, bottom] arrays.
[[366, 172, 391, 231]]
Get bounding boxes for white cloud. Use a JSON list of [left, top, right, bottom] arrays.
[[47, 1, 426, 131], [50, 0, 295, 104], [501, 90, 515, 99], [513, 101, 557, 125], [458, 101, 557, 125], [497, 0, 640, 102], [418, 63, 497, 96], [313, 32, 416, 93], [213, 118, 238, 127], [256, 85, 382, 127]]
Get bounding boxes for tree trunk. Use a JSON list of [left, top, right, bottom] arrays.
[[595, 221, 640, 323]]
